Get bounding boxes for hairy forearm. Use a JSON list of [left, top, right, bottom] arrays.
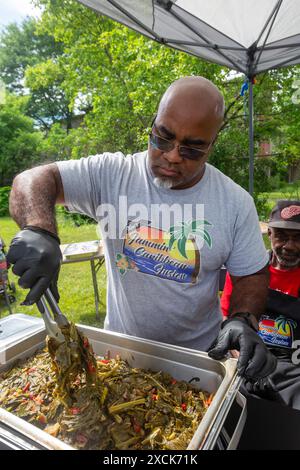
[[9, 165, 59, 235], [229, 266, 269, 320]]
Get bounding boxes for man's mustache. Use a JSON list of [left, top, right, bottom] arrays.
[[274, 248, 300, 266]]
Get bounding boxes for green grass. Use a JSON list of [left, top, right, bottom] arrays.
[[259, 182, 300, 217], [0, 216, 107, 326]]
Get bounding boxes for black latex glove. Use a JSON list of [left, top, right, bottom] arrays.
[[6, 226, 62, 305], [208, 317, 277, 381]]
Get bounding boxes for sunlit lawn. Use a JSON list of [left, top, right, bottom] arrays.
[[0, 216, 107, 326], [259, 182, 300, 215]]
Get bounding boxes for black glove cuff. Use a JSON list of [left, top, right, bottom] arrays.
[[23, 225, 61, 245], [226, 312, 259, 332]]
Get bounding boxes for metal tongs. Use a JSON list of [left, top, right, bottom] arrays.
[[37, 288, 70, 343]]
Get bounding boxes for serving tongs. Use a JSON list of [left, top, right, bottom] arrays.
[[37, 288, 70, 343]]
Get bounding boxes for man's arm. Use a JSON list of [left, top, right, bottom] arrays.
[[9, 163, 65, 234], [229, 265, 269, 320], [7, 163, 65, 304]]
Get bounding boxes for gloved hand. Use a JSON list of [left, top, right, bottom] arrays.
[[6, 226, 62, 305], [208, 316, 277, 380]]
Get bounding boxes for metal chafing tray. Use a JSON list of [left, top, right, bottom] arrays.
[[0, 314, 44, 348], [0, 324, 247, 450]]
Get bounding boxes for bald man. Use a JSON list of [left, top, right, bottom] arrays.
[[7, 76, 276, 381]]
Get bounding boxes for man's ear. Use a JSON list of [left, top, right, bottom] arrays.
[[267, 228, 272, 239]]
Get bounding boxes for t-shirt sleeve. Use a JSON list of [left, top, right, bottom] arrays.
[[225, 191, 268, 276], [56, 153, 124, 221]]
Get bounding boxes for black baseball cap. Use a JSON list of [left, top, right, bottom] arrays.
[[268, 200, 300, 230]]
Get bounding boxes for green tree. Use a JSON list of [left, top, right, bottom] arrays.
[[36, 0, 294, 191], [5, 0, 295, 214], [35, 0, 224, 155], [269, 67, 300, 183], [0, 17, 73, 130], [211, 68, 300, 204], [0, 17, 62, 92], [0, 94, 42, 186]]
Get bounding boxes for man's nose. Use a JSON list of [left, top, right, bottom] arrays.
[[163, 145, 182, 163]]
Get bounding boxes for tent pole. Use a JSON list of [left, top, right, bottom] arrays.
[[248, 78, 254, 196]]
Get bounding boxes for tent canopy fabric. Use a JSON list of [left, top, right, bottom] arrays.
[[78, 0, 300, 76]]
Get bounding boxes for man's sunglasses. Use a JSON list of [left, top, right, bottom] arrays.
[[149, 125, 213, 161]]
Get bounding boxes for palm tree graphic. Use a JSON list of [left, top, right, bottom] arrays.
[[276, 316, 297, 336], [168, 220, 212, 259]]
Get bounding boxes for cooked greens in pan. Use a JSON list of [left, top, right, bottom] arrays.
[[0, 325, 213, 450]]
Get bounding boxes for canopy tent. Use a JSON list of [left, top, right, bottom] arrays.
[[78, 0, 300, 194]]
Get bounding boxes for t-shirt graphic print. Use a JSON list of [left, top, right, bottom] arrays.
[[115, 218, 212, 283]]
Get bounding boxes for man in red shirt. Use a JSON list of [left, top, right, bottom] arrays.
[[221, 200, 300, 408]]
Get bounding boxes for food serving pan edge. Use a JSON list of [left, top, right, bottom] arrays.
[[0, 325, 242, 450]]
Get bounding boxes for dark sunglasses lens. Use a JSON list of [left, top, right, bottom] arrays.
[[150, 133, 173, 152], [150, 132, 207, 160], [179, 147, 205, 161]]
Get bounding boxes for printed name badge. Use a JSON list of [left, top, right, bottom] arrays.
[[258, 315, 298, 349]]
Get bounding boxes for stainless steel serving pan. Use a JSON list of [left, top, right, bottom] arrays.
[[0, 324, 246, 450]]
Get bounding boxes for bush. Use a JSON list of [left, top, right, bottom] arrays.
[[56, 206, 95, 226], [0, 186, 11, 216], [254, 193, 272, 221], [0, 95, 43, 186]]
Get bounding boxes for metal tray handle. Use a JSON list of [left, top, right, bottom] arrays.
[[227, 391, 247, 450], [201, 375, 244, 450], [0, 424, 40, 450], [0, 408, 73, 450]]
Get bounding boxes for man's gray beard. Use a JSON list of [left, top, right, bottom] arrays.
[[273, 248, 300, 268], [153, 177, 176, 190]]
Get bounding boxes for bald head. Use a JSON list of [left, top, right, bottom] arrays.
[[158, 76, 225, 131], [149, 77, 225, 190]]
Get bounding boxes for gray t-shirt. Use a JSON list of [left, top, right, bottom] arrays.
[[57, 151, 268, 350]]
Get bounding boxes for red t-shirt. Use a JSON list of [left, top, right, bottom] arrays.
[[221, 265, 300, 317]]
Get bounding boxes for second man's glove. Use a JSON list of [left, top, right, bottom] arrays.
[[208, 314, 277, 381], [7, 226, 62, 305]]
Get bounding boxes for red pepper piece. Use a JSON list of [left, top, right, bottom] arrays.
[[35, 395, 44, 405], [87, 362, 96, 374], [100, 359, 110, 364], [133, 423, 142, 433], [205, 394, 214, 407], [83, 338, 89, 348], [76, 433, 88, 445], [181, 403, 187, 411], [152, 394, 159, 401], [38, 414, 47, 424], [171, 379, 177, 385], [22, 382, 30, 393], [70, 407, 81, 415]]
